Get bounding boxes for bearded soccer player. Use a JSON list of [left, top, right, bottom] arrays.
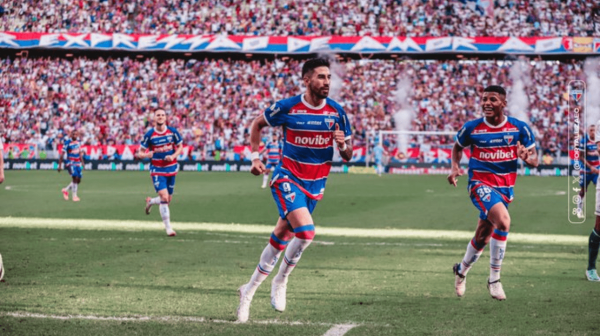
[[447, 85, 538, 301], [137, 108, 183, 237], [260, 134, 282, 189], [236, 58, 353, 323], [58, 129, 85, 202], [576, 125, 599, 220], [587, 122, 600, 282]]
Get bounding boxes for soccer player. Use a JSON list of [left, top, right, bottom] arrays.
[[58, 129, 84, 202], [372, 142, 388, 176], [587, 123, 600, 281], [260, 134, 282, 188], [137, 108, 183, 237], [447, 85, 538, 300], [236, 58, 353, 323], [0, 135, 5, 280], [576, 125, 599, 220]]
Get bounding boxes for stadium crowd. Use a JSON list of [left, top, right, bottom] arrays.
[[0, 56, 583, 161], [0, 0, 597, 37]]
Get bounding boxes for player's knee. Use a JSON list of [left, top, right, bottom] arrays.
[[294, 224, 315, 240], [495, 217, 510, 232], [269, 232, 291, 251]]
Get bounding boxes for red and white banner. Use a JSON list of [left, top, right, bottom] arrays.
[[1, 143, 37, 159], [57, 144, 193, 160]]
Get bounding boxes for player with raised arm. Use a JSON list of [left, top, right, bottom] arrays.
[[447, 85, 538, 301], [261, 134, 282, 189], [236, 58, 353, 323], [137, 108, 183, 237], [576, 125, 599, 220], [58, 129, 85, 202]]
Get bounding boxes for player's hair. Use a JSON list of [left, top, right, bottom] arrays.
[[483, 85, 506, 96], [154, 107, 166, 114], [302, 58, 330, 78]]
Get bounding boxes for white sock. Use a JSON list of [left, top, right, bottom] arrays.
[[490, 229, 508, 282], [149, 197, 161, 205], [159, 203, 172, 230], [72, 183, 78, 197], [578, 195, 585, 212], [459, 238, 485, 276], [244, 243, 284, 297], [275, 236, 313, 281], [64, 182, 73, 191], [262, 174, 269, 186]]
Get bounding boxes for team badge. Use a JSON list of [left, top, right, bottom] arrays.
[[285, 192, 296, 203], [324, 118, 335, 129], [570, 89, 582, 102], [503, 135, 513, 145], [482, 194, 491, 202]]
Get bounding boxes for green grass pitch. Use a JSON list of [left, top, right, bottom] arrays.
[[0, 171, 598, 335]]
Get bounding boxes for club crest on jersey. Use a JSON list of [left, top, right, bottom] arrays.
[[285, 192, 296, 203], [504, 135, 513, 145], [482, 194, 491, 202], [324, 118, 335, 129]]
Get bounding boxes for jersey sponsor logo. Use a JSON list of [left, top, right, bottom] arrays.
[[269, 105, 281, 117], [293, 134, 332, 146], [478, 150, 514, 160], [504, 135, 514, 145], [489, 139, 503, 144], [153, 144, 174, 153], [307, 120, 322, 125], [324, 118, 335, 129], [296, 121, 306, 125], [292, 109, 307, 114]]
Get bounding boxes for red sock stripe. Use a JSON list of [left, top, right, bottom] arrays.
[[470, 239, 485, 251], [295, 231, 315, 239], [269, 238, 287, 251], [491, 233, 508, 241]]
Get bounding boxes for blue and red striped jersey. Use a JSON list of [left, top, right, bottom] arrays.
[[140, 126, 182, 176], [264, 94, 352, 198], [580, 134, 599, 173], [456, 116, 535, 203], [265, 141, 281, 165], [62, 137, 82, 167]]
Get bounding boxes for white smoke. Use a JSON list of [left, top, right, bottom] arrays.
[[584, 58, 600, 128], [507, 59, 531, 123], [392, 74, 414, 155]]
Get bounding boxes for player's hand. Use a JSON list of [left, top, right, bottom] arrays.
[[164, 155, 174, 162], [447, 168, 462, 187], [592, 167, 599, 175], [333, 123, 345, 148], [517, 141, 529, 161], [251, 159, 266, 176]]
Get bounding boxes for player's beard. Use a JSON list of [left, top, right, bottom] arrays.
[[310, 83, 329, 100]]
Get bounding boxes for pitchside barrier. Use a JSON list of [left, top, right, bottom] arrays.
[[2, 159, 568, 176]]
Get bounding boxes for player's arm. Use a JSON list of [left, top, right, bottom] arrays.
[[517, 141, 539, 168], [136, 146, 154, 159], [334, 124, 353, 161], [79, 150, 85, 170], [165, 144, 183, 162], [447, 143, 464, 187], [250, 114, 269, 176], [580, 149, 598, 174]]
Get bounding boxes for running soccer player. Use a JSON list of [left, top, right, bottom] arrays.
[[236, 58, 353, 323], [260, 134, 282, 188], [58, 129, 84, 202], [137, 108, 183, 237], [447, 85, 538, 301], [576, 125, 599, 220], [586, 123, 600, 281]]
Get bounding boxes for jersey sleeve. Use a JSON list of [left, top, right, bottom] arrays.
[[62, 140, 70, 153], [455, 122, 472, 147], [338, 107, 352, 140], [140, 131, 151, 149], [171, 128, 183, 146], [519, 122, 536, 149], [264, 101, 287, 127]]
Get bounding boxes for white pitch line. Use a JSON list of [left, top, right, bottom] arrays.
[[323, 324, 359, 336], [0, 217, 588, 245]]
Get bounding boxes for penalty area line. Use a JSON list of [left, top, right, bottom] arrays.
[[1, 312, 361, 335], [0, 217, 588, 245]]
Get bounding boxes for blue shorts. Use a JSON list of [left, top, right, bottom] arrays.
[[266, 162, 278, 170], [470, 184, 509, 220], [67, 165, 82, 178], [579, 173, 598, 189], [271, 179, 318, 219], [152, 175, 176, 195]]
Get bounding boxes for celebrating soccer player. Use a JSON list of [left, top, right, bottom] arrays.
[[58, 129, 84, 202], [576, 125, 599, 219], [586, 123, 600, 282], [260, 134, 282, 189], [0, 134, 5, 280], [137, 108, 183, 237], [236, 58, 353, 323], [447, 85, 538, 300]]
